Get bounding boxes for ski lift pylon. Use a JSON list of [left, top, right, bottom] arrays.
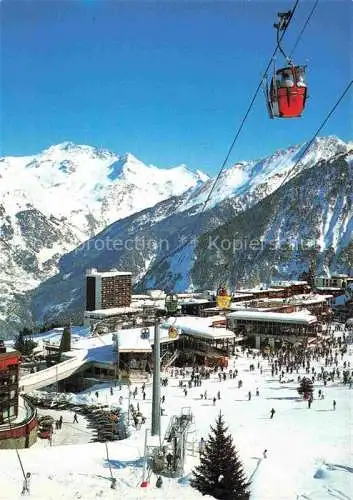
[[165, 293, 179, 315]]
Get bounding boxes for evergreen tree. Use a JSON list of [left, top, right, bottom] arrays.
[[297, 377, 313, 398], [14, 330, 37, 356], [191, 412, 250, 499]]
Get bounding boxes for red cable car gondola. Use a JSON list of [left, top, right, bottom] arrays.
[[264, 11, 308, 119]]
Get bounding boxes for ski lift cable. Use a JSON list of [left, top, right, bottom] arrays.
[[175, 0, 316, 267], [275, 78, 353, 193], [289, 0, 319, 58], [200, 0, 300, 214]]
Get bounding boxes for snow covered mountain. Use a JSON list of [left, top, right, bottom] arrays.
[[0, 143, 207, 335], [27, 136, 353, 330], [175, 136, 351, 214], [192, 150, 353, 290]]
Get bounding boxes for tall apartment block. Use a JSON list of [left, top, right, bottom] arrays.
[[85, 269, 132, 311]]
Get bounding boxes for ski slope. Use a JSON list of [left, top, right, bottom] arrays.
[[1, 327, 352, 499]]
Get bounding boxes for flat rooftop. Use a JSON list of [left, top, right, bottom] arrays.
[[163, 316, 235, 340], [179, 299, 212, 305], [235, 288, 286, 294], [85, 270, 132, 277], [227, 310, 318, 325], [84, 307, 138, 316]]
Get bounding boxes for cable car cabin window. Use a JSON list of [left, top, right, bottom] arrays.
[[276, 68, 294, 88], [295, 67, 306, 87]]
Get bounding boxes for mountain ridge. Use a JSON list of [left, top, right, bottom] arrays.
[[0, 136, 352, 336]]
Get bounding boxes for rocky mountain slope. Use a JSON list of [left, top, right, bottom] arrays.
[[27, 137, 353, 329], [192, 151, 353, 290]]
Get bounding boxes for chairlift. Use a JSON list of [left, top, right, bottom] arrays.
[[165, 293, 179, 315], [141, 327, 150, 340], [216, 285, 231, 309]]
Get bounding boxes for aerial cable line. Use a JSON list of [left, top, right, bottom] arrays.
[[275, 78, 353, 192], [175, 0, 300, 266], [289, 0, 319, 58], [200, 0, 300, 213], [230, 80, 353, 291], [209, 1, 323, 286], [245, 78, 353, 290]]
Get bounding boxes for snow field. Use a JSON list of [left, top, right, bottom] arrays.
[[1, 330, 353, 499]]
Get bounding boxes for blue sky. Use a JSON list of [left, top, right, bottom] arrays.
[[1, 0, 351, 174]]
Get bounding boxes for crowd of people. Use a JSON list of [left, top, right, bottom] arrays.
[[21, 321, 352, 493]]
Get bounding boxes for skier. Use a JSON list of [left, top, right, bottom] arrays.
[[270, 408, 275, 419], [217, 390, 221, 400], [263, 449, 267, 459], [110, 478, 117, 489], [156, 476, 163, 488], [110, 387, 113, 396], [213, 397, 216, 406], [166, 453, 173, 469], [248, 391, 251, 401], [256, 387, 259, 396], [73, 413, 78, 423], [333, 400, 336, 410], [21, 472, 31, 495]]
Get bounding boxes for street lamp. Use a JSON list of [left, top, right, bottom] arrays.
[[151, 318, 161, 436], [112, 331, 121, 389]]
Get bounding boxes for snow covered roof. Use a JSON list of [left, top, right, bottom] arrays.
[[69, 325, 180, 358], [236, 287, 286, 294], [316, 286, 342, 291], [85, 269, 132, 277], [285, 294, 332, 304], [232, 293, 254, 299], [228, 294, 331, 309], [179, 299, 211, 305], [84, 306, 137, 316], [227, 310, 318, 325], [271, 281, 309, 287], [163, 316, 235, 340]]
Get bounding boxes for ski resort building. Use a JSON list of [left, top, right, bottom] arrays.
[[315, 275, 353, 289], [226, 310, 319, 348], [271, 280, 311, 295], [235, 287, 289, 299], [85, 268, 132, 311], [179, 298, 217, 316], [83, 305, 140, 328], [0, 342, 38, 449]]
